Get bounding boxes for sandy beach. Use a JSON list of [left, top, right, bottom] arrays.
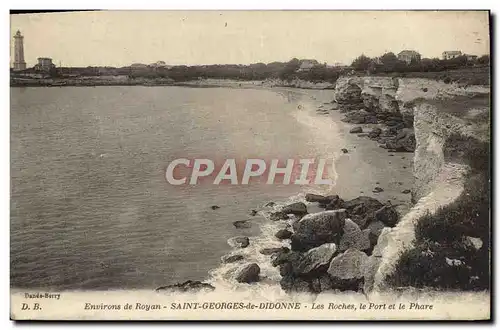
[[271, 86, 414, 216]]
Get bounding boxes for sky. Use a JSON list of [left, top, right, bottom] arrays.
[[10, 10, 490, 68]]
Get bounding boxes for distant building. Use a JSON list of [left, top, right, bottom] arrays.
[[372, 57, 383, 65], [13, 30, 26, 71], [34, 57, 55, 72], [397, 50, 421, 64], [442, 51, 463, 60], [465, 54, 478, 61], [297, 59, 319, 72]]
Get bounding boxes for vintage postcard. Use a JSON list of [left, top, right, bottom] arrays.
[[10, 10, 491, 320]]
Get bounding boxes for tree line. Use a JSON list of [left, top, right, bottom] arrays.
[[21, 53, 490, 83], [351, 52, 490, 74], [126, 59, 345, 83]]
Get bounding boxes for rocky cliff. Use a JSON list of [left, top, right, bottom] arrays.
[[332, 75, 490, 292]]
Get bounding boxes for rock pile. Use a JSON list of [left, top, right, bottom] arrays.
[[215, 192, 399, 293], [266, 194, 400, 293]]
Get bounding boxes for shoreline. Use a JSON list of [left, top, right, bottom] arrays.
[[9, 78, 336, 90], [202, 86, 415, 295]]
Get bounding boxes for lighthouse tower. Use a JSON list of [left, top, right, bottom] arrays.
[[13, 30, 26, 71]]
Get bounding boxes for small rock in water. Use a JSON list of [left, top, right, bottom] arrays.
[[235, 263, 261, 283], [233, 220, 252, 229], [156, 280, 215, 293], [228, 236, 250, 248], [281, 202, 308, 216], [389, 154, 394, 157], [402, 189, 411, 194], [341, 148, 349, 154], [270, 211, 290, 221], [265, 201, 276, 207], [349, 126, 363, 134], [338, 219, 370, 252], [211, 205, 220, 210], [221, 254, 244, 263], [372, 187, 384, 193], [275, 229, 293, 240], [250, 210, 258, 216], [260, 247, 289, 255], [305, 193, 332, 204]]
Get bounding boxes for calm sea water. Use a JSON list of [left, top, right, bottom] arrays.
[[10, 86, 341, 290]]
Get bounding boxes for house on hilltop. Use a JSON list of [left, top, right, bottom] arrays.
[[297, 59, 319, 72], [442, 51, 463, 60], [397, 50, 421, 64]]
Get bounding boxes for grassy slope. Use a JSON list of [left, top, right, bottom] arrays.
[[386, 134, 490, 290]]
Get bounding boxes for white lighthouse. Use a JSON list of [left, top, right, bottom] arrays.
[[13, 30, 27, 71]]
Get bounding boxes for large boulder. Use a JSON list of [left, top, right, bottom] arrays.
[[338, 219, 371, 252], [280, 276, 311, 293], [342, 109, 377, 124], [296, 243, 337, 275], [281, 202, 308, 216], [334, 79, 363, 108], [235, 263, 260, 283], [374, 205, 399, 227], [324, 195, 345, 210], [259, 247, 289, 255], [228, 236, 250, 248], [368, 127, 383, 139], [156, 280, 215, 293], [383, 128, 416, 152], [269, 211, 289, 221], [349, 126, 363, 134], [344, 196, 384, 214], [305, 193, 332, 204], [366, 220, 386, 247], [221, 254, 244, 263], [271, 250, 301, 269], [275, 229, 293, 240], [233, 220, 252, 229], [327, 248, 368, 285], [343, 196, 384, 227], [362, 92, 380, 112], [290, 210, 347, 252]]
